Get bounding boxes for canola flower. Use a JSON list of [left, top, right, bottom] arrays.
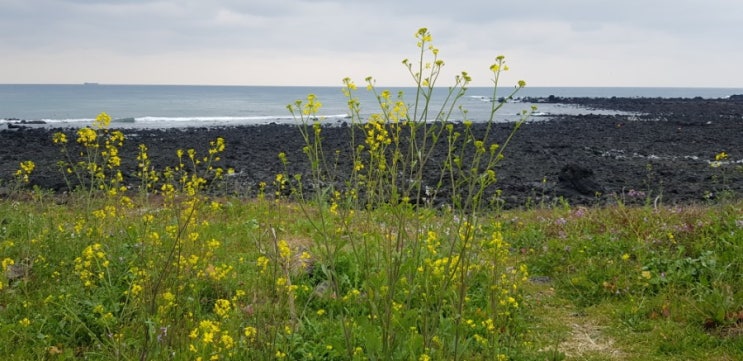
[[73, 243, 110, 288], [302, 94, 322, 115], [53, 132, 68, 144], [277, 239, 291, 261], [94, 112, 112, 129], [243, 326, 257, 341], [77, 127, 98, 147], [710, 151, 730, 168], [209, 137, 226, 155], [52, 112, 130, 194], [14, 160, 35, 183], [206, 263, 234, 282], [214, 299, 232, 319], [189, 319, 235, 359], [1, 258, 15, 291], [256, 256, 270, 274], [158, 291, 177, 315]]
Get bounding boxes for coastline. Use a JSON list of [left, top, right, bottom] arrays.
[[1, 97, 742, 208]]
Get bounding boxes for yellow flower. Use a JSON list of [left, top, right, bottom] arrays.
[[93, 304, 105, 315], [243, 326, 257, 340], [473, 333, 488, 346], [621, 253, 630, 261], [483, 318, 496, 332], [214, 299, 232, 318], [343, 77, 357, 90], [2, 257, 14, 271], [163, 291, 176, 303], [256, 256, 269, 273], [302, 94, 322, 115], [53, 132, 68, 144], [474, 140, 485, 154], [94, 112, 112, 129], [277, 240, 291, 260], [220, 333, 234, 349], [210, 137, 226, 153], [641, 270, 652, 279], [77, 127, 98, 146], [207, 238, 221, 250], [202, 331, 214, 344], [18, 160, 35, 176], [193, 320, 221, 345], [131, 283, 143, 296], [415, 27, 432, 43]]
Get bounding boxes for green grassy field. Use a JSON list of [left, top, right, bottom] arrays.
[[1, 192, 741, 360]]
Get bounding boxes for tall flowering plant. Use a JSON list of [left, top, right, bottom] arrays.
[[288, 27, 534, 360]]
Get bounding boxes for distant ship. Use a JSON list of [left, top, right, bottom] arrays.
[[83, 82, 99, 85]]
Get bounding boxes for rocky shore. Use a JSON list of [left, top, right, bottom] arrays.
[[1, 97, 742, 208]]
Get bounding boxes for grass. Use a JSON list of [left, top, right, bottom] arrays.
[[1, 193, 741, 360]]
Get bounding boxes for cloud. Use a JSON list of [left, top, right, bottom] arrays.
[[0, 0, 740, 86]]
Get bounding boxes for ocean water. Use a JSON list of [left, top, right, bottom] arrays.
[[1, 84, 741, 128]]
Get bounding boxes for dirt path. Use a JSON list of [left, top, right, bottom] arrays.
[[526, 280, 626, 360]]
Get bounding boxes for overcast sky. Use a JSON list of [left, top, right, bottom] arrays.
[[1, 0, 741, 87]]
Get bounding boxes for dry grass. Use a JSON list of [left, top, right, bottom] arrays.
[[560, 319, 624, 360]]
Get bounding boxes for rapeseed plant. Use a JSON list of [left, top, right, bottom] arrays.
[[72, 243, 110, 289], [709, 151, 735, 200], [188, 319, 236, 360], [7, 160, 36, 196], [26, 115, 239, 359], [14, 160, 35, 184], [136, 143, 160, 199], [63, 113, 125, 194], [288, 27, 533, 360]]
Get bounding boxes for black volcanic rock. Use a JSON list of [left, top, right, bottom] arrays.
[[1, 97, 742, 208]]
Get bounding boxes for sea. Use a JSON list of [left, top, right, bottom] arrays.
[[1, 84, 742, 129]]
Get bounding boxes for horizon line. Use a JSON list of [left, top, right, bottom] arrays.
[[1, 83, 742, 89]]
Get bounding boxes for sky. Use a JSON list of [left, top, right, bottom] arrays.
[[1, 0, 741, 87]]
